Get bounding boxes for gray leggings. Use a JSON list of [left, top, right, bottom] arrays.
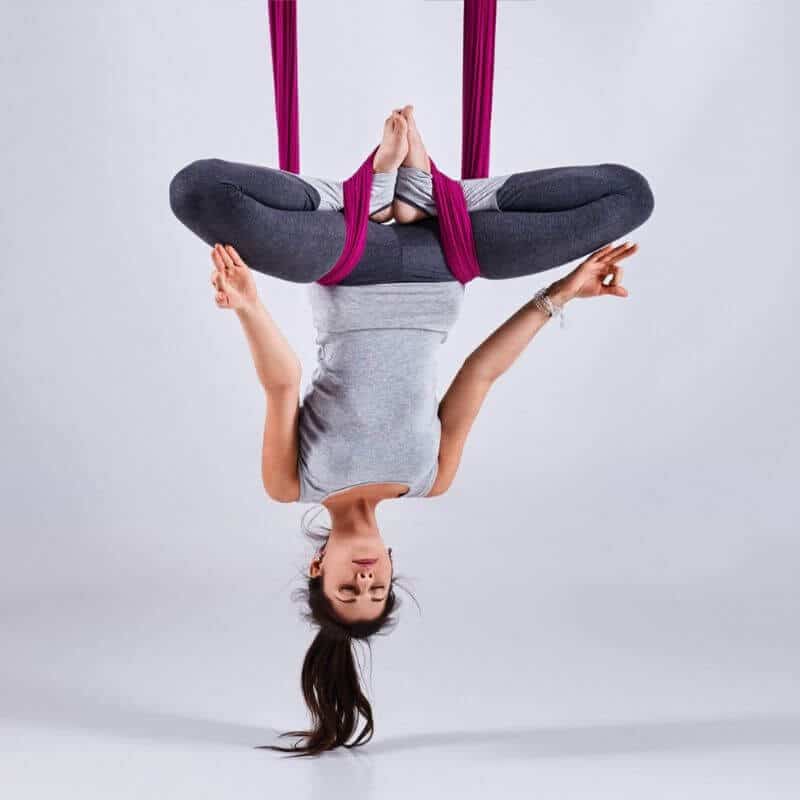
[[168, 159, 655, 285]]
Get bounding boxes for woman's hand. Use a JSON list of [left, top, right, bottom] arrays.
[[547, 241, 639, 306], [210, 243, 259, 312]]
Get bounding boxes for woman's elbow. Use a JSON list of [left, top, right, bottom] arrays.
[[262, 477, 301, 504]]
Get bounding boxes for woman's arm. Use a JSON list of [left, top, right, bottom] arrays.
[[236, 301, 302, 502], [211, 244, 302, 502], [234, 298, 302, 393], [427, 241, 638, 496], [426, 295, 556, 496]]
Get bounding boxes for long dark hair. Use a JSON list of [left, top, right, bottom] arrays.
[[261, 507, 410, 757]]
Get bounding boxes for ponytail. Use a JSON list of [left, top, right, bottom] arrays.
[[263, 575, 399, 757], [275, 629, 374, 755]]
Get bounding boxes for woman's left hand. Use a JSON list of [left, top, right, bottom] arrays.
[[548, 241, 639, 305]]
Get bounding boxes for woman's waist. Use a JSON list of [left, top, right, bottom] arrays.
[[314, 328, 443, 364], [308, 281, 464, 335]]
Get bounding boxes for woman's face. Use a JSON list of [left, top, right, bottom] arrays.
[[309, 535, 393, 623]]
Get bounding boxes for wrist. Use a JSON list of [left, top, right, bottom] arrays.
[[531, 285, 569, 330], [235, 296, 264, 320], [546, 280, 573, 308]]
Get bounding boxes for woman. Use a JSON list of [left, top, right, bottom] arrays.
[[168, 106, 654, 755]]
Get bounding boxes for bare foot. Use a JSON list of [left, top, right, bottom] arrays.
[[400, 105, 431, 172], [394, 105, 431, 223], [373, 112, 408, 174]]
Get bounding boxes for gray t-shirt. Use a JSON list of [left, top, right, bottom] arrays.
[[297, 282, 465, 503]]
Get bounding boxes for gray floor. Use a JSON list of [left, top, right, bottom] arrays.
[[4, 579, 799, 797], [2, 1, 797, 796]]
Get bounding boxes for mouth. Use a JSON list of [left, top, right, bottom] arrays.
[[352, 559, 378, 566]]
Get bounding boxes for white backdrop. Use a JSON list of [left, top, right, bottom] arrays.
[[2, 1, 798, 797]]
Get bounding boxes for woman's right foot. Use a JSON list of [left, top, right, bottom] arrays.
[[394, 105, 432, 223], [400, 105, 431, 172]]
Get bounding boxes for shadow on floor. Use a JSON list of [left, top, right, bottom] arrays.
[[5, 678, 800, 760], [367, 714, 800, 758], [2, 679, 275, 748]]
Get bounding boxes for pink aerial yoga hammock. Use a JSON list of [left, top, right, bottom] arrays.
[[266, 0, 497, 286]]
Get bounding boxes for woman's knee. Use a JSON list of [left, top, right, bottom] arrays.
[[598, 163, 655, 227], [168, 158, 234, 223]]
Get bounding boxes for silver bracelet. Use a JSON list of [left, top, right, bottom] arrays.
[[532, 287, 567, 329]]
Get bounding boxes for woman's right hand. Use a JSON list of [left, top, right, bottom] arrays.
[[210, 243, 259, 312]]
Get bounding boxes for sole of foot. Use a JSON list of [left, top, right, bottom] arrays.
[[373, 112, 409, 173]]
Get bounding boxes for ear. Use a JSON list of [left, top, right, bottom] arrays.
[[308, 558, 322, 579]]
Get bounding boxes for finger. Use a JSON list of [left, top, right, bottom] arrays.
[[600, 242, 634, 261], [610, 266, 624, 286], [601, 283, 628, 297], [211, 247, 227, 273], [589, 243, 615, 261], [216, 243, 234, 271], [215, 291, 229, 307], [225, 244, 246, 268], [604, 242, 638, 263], [614, 242, 638, 262]]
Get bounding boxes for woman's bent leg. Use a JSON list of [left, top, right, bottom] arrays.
[[474, 163, 655, 280], [169, 158, 346, 283], [300, 171, 398, 220]]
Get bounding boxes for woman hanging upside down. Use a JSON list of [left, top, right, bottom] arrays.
[[168, 105, 654, 756]]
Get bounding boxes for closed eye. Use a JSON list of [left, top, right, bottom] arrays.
[[334, 596, 386, 604], [336, 585, 387, 603]]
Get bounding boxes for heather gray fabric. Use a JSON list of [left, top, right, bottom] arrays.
[[297, 282, 465, 503], [168, 158, 655, 284], [299, 169, 398, 214], [395, 166, 512, 215]]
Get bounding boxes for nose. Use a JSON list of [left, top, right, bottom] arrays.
[[356, 569, 373, 585]]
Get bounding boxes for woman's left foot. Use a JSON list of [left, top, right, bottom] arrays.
[[373, 112, 408, 173]]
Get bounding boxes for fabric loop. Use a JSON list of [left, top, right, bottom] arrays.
[[267, 0, 498, 284]]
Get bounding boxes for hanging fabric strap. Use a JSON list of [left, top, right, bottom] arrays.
[[426, 0, 498, 284], [430, 159, 481, 284], [461, 0, 497, 179], [267, 0, 300, 173], [316, 149, 377, 286], [267, 0, 372, 284]]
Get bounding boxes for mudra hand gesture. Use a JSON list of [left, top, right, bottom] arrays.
[[210, 243, 258, 311], [548, 241, 639, 306]]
